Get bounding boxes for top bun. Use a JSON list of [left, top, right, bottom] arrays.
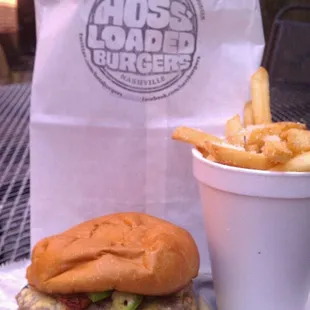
[[27, 212, 199, 295]]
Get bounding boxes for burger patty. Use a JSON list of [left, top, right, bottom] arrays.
[[16, 284, 197, 310]]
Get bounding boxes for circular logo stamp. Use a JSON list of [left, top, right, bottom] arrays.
[[80, 0, 199, 101]]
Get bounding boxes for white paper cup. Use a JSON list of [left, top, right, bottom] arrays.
[[192, 149, 310, 310]]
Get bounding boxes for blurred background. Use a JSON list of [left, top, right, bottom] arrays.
[[0, 0, 35, 85], [0, 0, 310, 85]]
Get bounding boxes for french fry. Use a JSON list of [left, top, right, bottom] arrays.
[[172, 126, 221, 146], [205, 141, 272, 170], [225, 114, 243, 137], [243, 101, 255, 127], [250, 67, 272, 125], [225, 114, 244, 146], [246, 122, 306, 147], [206, 154, 216, 162], [227, 132, 247, 148], [197, 147, 209, 158], [270, 152, 310, 172], [245, 134, 280, 153], [246, 144, 261, 153], [263, 134, 281, 142], [262, 140, 293, 164], [172, 126, 222, 156], [281, 128, 310, 154]]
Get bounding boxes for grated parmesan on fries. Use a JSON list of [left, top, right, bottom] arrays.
[[172, 67, 310, 172]]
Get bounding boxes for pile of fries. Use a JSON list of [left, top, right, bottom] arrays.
[[172, 67, 310, 172]]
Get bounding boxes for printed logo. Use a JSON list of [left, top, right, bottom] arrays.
[[80, 0, 201, 101]]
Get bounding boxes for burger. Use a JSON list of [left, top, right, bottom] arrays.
[[16, 212, 200, 310]]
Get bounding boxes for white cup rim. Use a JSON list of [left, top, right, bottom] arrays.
[[192, 148, 310, 177]]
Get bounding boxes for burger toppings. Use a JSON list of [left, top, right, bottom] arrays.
[[16, 285, 196, 310], [112, 292, 143, 310], [88, 291, 113, 303], [56, 294, 92, 309]]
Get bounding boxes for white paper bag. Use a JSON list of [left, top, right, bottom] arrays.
[[30, 0, 264, 273]]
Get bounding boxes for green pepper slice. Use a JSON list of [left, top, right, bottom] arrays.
[[88, 291, 113, 303]]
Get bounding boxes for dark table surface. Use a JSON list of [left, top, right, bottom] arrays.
[[0, 82, 310, 266], [0, 83, 30, 265]]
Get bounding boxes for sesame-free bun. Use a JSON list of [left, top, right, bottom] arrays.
[[27, 212, 200, 295]]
